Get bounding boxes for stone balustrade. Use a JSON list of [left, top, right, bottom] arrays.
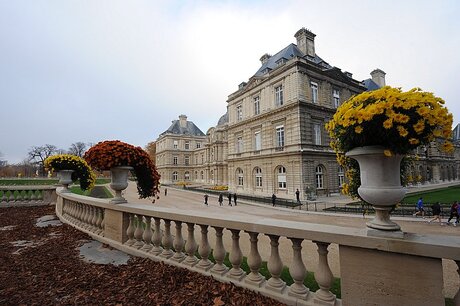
[[55, 189, 460, 306], [0, 185, 57, 207]]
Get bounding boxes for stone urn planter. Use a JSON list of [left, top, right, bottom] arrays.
[[346, 146, 406, 231], [109, 166, 133, 204], [58, 170, 74, 193]]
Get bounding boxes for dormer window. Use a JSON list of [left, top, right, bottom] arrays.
[[262, 68, 272, 74], [276, 58, 287, 66]]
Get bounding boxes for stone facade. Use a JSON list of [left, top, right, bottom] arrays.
[[155, 28, 459, 199]]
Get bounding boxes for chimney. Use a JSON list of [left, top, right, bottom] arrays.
[[260, 53, 271, 65], [370, 69, 386, 87], [179, 115, 187, 128], [295, 27, 316, 57]]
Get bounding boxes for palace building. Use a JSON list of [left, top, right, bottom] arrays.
[[155, 28, 458, 200]]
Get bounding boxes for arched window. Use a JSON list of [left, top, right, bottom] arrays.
[[194, 171, 198, 180], [172, 171, 178, 181], [236, 168, 244, 186], [277, 166, 286, 189], [338, 166, 344, 187], [184, 171, 190, 181], [200, 171, 204, 180], [211, 170, 214, 180], [254, 167, 262, 187], [315, 165, 324, 189]]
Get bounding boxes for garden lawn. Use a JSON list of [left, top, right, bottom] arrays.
[[402, 185, 460, 205]]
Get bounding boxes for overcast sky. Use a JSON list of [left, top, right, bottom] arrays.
[[1, 0, 459, 164]]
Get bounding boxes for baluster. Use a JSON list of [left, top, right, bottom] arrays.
[[227, 229, 245, 281], [183, 223, 198, 266], [266, 235, 286, 293], [22, 190, 29, 203], [91, 207, 98, 232], [210, 227, 228, 276], [65, 201, 71, 221], [171, 221, 185, 261], [88, 207, 96, 231], [9, 190, 15, 202], [150, 217, 163, 255], [37, 190, 44, 202], [80, 205, 87, 228], [16, 190, 24, 203], [454, 260, 460, 305], [84, 205, 92, 229], [244, 232, 265, 287], [132, 215, 145, 249], [160, 220, 174, 258], [196, 224, 213, 271], [30, 190, 37, 203], [76, 204, 84, 226], [288, 238, 309, 299], [95, 207, 103, 235], [1, 190, 7, 202], [313, 241, 336, 304], [140, 216, 153, 252], [124, 214, 135, 246]]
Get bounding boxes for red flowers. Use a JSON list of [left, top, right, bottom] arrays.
[[84, 140, 160, 199]]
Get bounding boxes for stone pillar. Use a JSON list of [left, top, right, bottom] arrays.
[[104, 209, 129, 244], [339, 246, 444, 306]]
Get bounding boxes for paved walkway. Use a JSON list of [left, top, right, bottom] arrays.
[[120, 182, 459, 298]]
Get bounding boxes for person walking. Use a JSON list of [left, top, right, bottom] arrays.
[[428, 202, 442, 225], [233, 193, 237, 206], [413, 197, 425, 217], [204, 194, 209, 206], [218, 193, 223, 206], [164, 188, 168, 196], [227, 193, 232, 206], [447, 201, 459, 226], [271, 193, 277, 207], [295, 189, 300, 203]]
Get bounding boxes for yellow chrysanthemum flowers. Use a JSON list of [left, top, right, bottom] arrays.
[[45, 154, 96, 190], [326, 86, 454, 197]]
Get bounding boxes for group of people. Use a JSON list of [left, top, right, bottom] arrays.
[[204, 192, 238, 206], [413, 197, 459, 226]]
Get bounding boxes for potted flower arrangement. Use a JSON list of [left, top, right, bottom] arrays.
[[44, 154, 96, 192], [326, 86, 453, 231], [83, 140, 160, 203]]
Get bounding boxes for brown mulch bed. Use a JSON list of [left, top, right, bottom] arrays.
[[0, 205, 285, 306]]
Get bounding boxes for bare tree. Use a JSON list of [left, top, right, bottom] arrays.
[[144, 141, 156, 164], [0, 150, 6, 167], [68, 142, 87, 157], [28, 144, 57, 176]]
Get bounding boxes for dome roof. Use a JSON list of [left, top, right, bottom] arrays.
[[217, 112, 228, 126]]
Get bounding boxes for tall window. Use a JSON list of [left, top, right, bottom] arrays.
[[201, 154, 204, 164], [173, 140, 178, 149], [276, 126, 285, 148], [185, 156, 190, 166], [195, 156, 198, 164], [338, 166, 344, 187], [254, 131, 261, 151], [200, 171, 204, 180], [315, 166, 324, 189], [172, 171, 178, 181], [236, 136, 243, 153], [173, 156, 178, 165], [184, 171, 190, 181], [311, 82, 318, 104], [185, 141, 190, 150], [275, 85, 283, 106], [210, 170, 214, 181], [277, 166, 287, 189], [333, 89, 340, 108], [236, 105, 243, 121], [314, 123, 321, 145], [255, 167, 262, 187], [254, 96, 260, 115], [237, 168, 244, 186], [196, 142, 201, 149]]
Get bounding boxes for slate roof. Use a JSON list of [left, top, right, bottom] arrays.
[[254, 43, 332, 77], [159, 120, 205, 137], [362, 78, 381, 91]]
